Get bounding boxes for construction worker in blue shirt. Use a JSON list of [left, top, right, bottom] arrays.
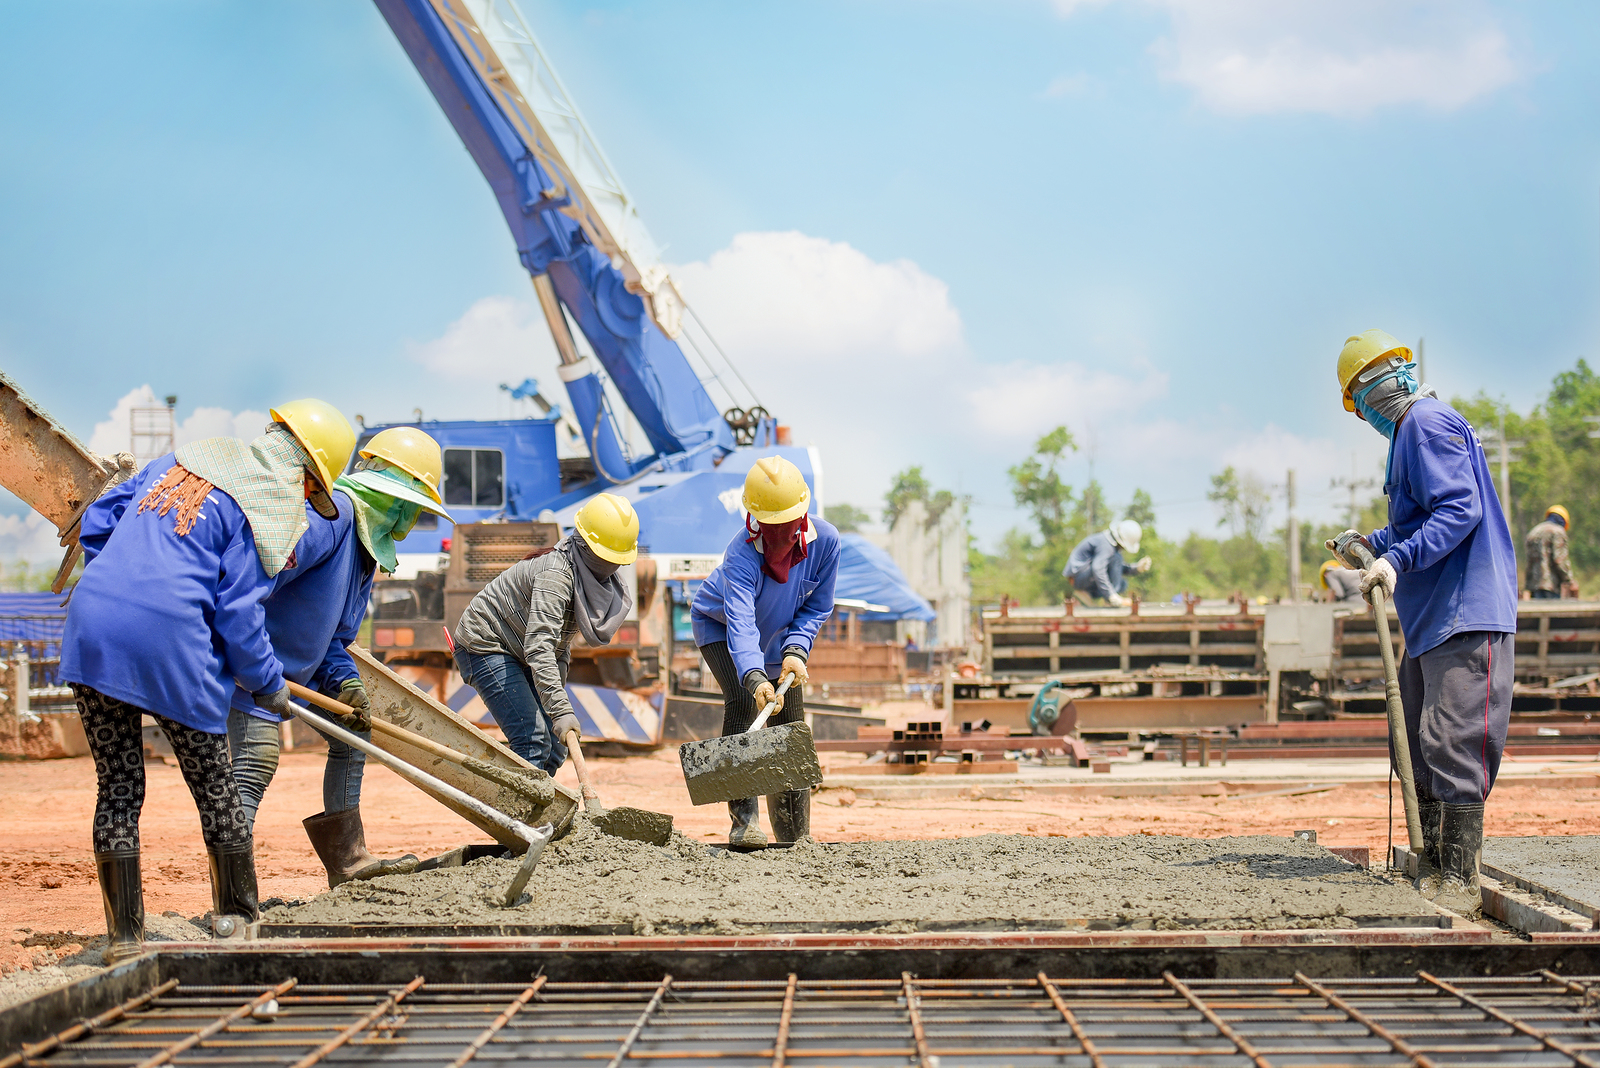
[[692, 457, 839, 848], [225, 426, 452, 889], [1063, 521, 1152, 606], [61, 400, 354, 962], [1331, 329, 1517, 918]]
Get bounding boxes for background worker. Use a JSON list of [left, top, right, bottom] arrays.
[[1525, 505, 1576, 600], [452, 493, 636, 775], [60, 404, 348, 962], [1332, 329, 1517, 917], [1063, 520, 1152, 606], [691, 457, 839, 848], [1320, 560, 1365, 603], [227, 425, 451, 888]]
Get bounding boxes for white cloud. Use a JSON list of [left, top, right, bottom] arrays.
[[410, 294, 560, 384], [0, 510, 71, 566], [1055, 0, 1521, 116], [88, 386, 268, 459]]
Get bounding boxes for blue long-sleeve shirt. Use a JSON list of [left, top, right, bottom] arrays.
[[1063, 531, 1134, 599], [62, 455, 284, 734], [232, 489, 376, 722], [1367, 398, 1517, 656], [691, 518, 840, 681]]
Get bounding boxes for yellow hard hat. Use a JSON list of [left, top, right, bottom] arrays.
[[1548, 504, 1571, 529], [741, 455, 810, 523], [270, 398, 356, 491], [1319, 559, 1340, 589], [1336, 329, 1412, 412], [574, 492, 639, 564], [360, 426, 444, 506]]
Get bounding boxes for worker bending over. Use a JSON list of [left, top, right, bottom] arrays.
[[1320, 561, 1365, 603], [1063, 520, 1151, 606], [1525, 505, 1576, 600], [61, 404, 346, 962], [453, 493, 637, 774], [692, 457, 839, 848], [1332, 330, 1516, 916], [228, 424, 451, 887]]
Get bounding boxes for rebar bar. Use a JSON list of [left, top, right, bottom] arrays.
[[1037, 970, 1103, 1067], [445, 975, 547, 1067], [288, 975, 424, 1068], [900, 972, 932, 1068], [771, 973, 797, 1068], [604, 973, 671, 1068], [1294, 970, 1440, 1068], [1419, 969, 1600, 1068], [1162, 970, 1275, 1068], [131, 977, 296, 1068]]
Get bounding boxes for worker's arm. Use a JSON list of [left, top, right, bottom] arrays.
[[76, 475, 141, 563], [1554, 530, 1574, 588], [215, 517, 285, 697], [310, 561, 374, 693], [1381, 429, 1482, 574], [1087, 540, 1118, 600], [520, 563, 579, 723], [720, 551, 768, 682], [781, 535, 840, 657]]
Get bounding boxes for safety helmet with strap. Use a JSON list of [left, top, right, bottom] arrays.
[[269, 399, 356, 492], [742, 456, 810, 524], [1110, 519, 1142, 555], [1336, 329, 1413, 413], [574, 492, 639, 564], [1547, 504, 1572, 529], [360, 426, 445, 506], [1319, 559, 1340, 589]]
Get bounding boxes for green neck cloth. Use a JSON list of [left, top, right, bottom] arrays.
[[334, 470, 426, 574]]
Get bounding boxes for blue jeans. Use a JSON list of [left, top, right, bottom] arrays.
[[227, 708, 367, 829], [453, 648, 568, 774]]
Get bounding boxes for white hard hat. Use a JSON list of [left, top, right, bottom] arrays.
[[1111, 520, 1142, 554]]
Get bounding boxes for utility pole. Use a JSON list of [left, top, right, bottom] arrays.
[[1415, 336, 1426, 384], [1478, 406, 1523, 528], [1286, 468, 1300, 602], [1330, 452, 1379, 530]]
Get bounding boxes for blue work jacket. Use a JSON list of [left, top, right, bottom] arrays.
[[232, 489, 375, 722], [61, 455, 284, 734], [1367, 398, 1518, 656], [691, 517, 840, 681], [1063, 531, 1134, 599]]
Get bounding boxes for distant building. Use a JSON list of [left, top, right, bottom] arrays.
[[865, 497, 970, 650]]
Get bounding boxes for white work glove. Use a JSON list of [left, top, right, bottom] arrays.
[[1106, 592, 1126, 607], [1359, 557, 1398, 604], [1135, 556, 1153, 573], [781, 650, 809, 688], [744, 670, 777, 711]]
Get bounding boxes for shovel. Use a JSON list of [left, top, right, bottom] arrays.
[[1332, 532, 1425, 855], [561, 728, 675, 846], [678, 671, 823, 807], [278, 691, 552, 907]]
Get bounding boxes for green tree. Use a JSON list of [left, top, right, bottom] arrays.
[[825, 503, 871, 533], [883, 467, 932, 526]]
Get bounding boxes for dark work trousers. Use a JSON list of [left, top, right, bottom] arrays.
[[1394, 631, 1513, 805], [701, 639, 804, 739], [73, 684, 251, 854]]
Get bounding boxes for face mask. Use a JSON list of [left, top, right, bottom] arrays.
[[1352, 359, 1420, 439]]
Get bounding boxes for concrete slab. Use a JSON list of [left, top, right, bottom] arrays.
[[1484, 835, 1600, 921]]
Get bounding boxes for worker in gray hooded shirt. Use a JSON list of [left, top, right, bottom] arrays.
[[1063, 520, 1152, 606]]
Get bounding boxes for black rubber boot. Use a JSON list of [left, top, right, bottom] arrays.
[[766, 789, 811, 843], [1415, 798, 1443, 900], [1435, 802, 1485, 918], [727, 798, 767, 850], [206, 845, 260, 929], [94, 850, 144, 964], [302, 808, 418, 889]]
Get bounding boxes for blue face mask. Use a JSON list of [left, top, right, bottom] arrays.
[[1352, 360, 1420, 440]]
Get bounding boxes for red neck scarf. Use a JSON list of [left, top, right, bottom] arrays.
[[748, 514, 809, 583]]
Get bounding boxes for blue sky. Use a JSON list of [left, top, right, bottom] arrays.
[[1, 0, 1597, 558]]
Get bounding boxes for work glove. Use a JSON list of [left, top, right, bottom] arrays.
[[1106, 592, 1125, 607], [550, 711, 580, 745], [1135, 556, 1153, 573], [781, 650, 809, 688], [744, 670, 777, 712], [253, 685, 291, 720], [1358, 557, 1398, 604], [337, 678, 371, 733]]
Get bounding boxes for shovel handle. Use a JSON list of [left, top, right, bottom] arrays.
[[747, 672, 797, 733], [564, 728, 601, 806], [286, 680, 460, 764]]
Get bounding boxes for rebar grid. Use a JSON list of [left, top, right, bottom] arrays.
[[18, 971, 1600, 1066]]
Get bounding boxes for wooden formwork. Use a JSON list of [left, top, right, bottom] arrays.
[[982, 603, 1264, 677]]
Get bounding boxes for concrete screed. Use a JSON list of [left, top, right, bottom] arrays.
[[1485, 835, 1600, 909], [266, 819, 1436, 934]]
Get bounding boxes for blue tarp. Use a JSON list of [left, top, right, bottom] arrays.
[[836, 535, 936, 622], [0, 591, 69, 686]]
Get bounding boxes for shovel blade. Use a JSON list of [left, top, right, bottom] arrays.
[[591, 807, 675, 846], [679, 722, 823, 806]]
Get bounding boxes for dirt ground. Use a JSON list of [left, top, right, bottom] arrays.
[[5, 748, 1599, 974]]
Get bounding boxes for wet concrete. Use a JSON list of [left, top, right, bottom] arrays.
[[264, 824, 1439, 935], [590, 806, 674, 846], [679, 722, 824, 806], [1485, 835, 1600, 910]]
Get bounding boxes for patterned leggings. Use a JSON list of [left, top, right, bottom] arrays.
[[73, 684, 250, 854]]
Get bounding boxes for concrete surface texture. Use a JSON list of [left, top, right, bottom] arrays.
[[265, 820, 1436, 934], [680, 722, 824, 805], [1485, 835, 1600, 908]]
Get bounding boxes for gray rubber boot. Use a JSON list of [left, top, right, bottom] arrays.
[[303, 808, 419, 889], [766, 789, 811, 843], [1435, 802, 1485, 918], [1415, 798, 1443, 900], [95, 850, 144, 964], [727, 798, 767, 850]]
